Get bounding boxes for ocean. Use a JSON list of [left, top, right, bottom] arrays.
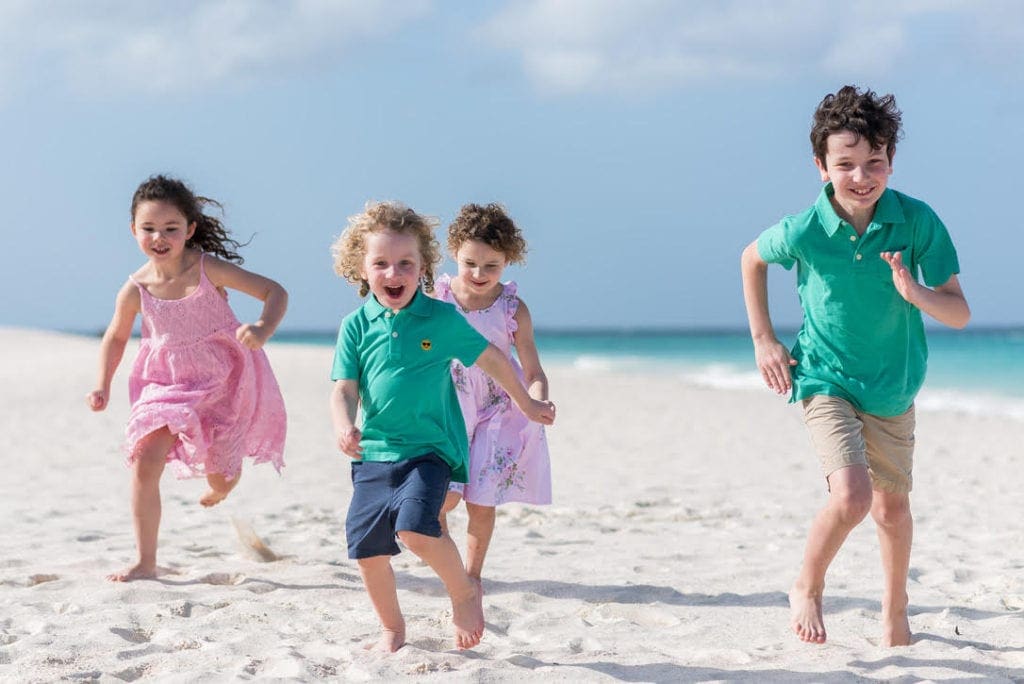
[[277, 328, 1024, 420]]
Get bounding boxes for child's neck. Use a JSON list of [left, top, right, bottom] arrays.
[[148, 249, 199, 281], [451, 277, 502, 311], [830, 198, 875, 236]]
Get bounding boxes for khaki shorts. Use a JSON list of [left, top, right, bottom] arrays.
[[801, 394, 915, 494]]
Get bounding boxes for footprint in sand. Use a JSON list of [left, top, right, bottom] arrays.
[[110, 626, 152, 644], [28, 574, 60, 586], [199, 572, 245, 586]]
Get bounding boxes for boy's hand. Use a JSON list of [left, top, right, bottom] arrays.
[[754, 339, 797, 395], [337, 426, 363, 459], [236, 321, 270, 350], [880, 251, 920, 304], [86, 389, 108, 411], [524, 398, 556, 425]]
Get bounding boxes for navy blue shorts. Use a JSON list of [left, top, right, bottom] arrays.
[[345, 453, 452, 559]]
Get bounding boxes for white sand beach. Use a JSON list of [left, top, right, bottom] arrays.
[[1, 327, 1022, 682]]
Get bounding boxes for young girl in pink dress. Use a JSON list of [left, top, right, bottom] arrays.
[[88, 175, 288, 582], [435, 203, 552, 586]]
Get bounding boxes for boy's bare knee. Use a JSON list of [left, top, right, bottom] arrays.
[[830, 489, 873, 524], [871, 495, 911, 528], [396, 530, 434, 553]]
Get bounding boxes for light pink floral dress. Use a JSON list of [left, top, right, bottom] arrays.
[[435, 275, 551, 506], [126, 254, 286, 479]]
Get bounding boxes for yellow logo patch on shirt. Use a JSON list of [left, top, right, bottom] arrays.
[[421, 339, 432, 351]]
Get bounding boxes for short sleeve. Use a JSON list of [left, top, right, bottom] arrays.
[[439, 304, 489, 366], [912, 208, 960, 288], [756, 220, 797, 271], [331, 316, 360, 381]]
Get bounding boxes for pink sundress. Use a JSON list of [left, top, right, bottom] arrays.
[[126, 254, 286, 479], [435, 275, 551, 506]]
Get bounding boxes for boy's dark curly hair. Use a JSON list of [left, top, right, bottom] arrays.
[[811, 85, 903, 163], [447, 203, 527, 265]]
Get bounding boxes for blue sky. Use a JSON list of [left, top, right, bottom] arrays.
[[2, 0, 1022, 332]]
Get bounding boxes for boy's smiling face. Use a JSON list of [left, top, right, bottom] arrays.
[[361, 228, 425, 311], [815, 130, 893, 225]]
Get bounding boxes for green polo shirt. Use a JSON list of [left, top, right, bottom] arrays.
[[332, 290, 489, 482], [757, 183, 960, 416]]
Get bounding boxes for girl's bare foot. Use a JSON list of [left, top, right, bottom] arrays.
[[881, 609, 912, 646], [452, 584, 484, 650], [789, 584, 827, 644], [363, 626, 406, 653], [200, 472, 240, 507], [107, 562, 158, 582]]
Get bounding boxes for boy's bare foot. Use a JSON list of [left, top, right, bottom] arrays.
[[200, 472, 240, 507], [881, 609, 912, 646], [107, 562, 158, 582], [452, 583, 485, 650], [363, 626, 406, 653], [789, 584, 827, 644]]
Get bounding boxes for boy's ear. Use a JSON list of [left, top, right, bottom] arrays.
[[814, 156, 829, 182]]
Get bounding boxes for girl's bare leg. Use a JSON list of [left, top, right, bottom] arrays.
[[200, 470, 241, 507], [464, 502, 496, 583], [357, 556, 406, 652], [108, 428, 175, 582]]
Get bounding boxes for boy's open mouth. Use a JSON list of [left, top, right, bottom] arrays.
[[384, 285, 404, 298]]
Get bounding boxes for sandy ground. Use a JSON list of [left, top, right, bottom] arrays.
[[1, 327, 1022, 682]]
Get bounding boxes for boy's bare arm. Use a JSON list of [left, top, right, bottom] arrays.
[[474, 345, 555, 425], [741, 241, 797, 394], [331, 379, 363, 457], [881, 252, 970, 329]]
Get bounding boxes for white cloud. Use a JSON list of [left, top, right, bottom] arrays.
[[0, 0, 431, 98], [480, 0, 1022, 95]]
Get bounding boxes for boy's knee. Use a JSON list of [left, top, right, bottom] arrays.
[[871, 495, 911, 528], [830, 488, 873, 524], [396, 529, 434, 553]]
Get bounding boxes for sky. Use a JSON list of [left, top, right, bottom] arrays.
[[2, 0, 1022, 333]]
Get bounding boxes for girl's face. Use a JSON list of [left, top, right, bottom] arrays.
[[131, 200, 195, 261], [360, 228, 426, 311], [454, 240, 508, 297]]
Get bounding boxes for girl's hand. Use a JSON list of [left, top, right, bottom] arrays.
[[337, 426, 363, 459], [754, 338, 797, 395], [880, 251, 920, 304], [87, 390, 108, 411], [236, 321, 270, 349], [524, 398, 556, 425]]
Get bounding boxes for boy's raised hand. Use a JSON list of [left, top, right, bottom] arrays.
[[754, 338, 797, 395], [880, 251, 919, 304]]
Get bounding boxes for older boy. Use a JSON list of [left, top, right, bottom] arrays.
[[740, 85, 969, 646]]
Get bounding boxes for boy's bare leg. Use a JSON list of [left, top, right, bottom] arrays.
[[790, 465, 873, 643], [398, 530, 484, 650], [201, 470, 241, 507], [464, 503, 496, 586], [357, 555, 406, 652], [108, 428, 174, 582], [871, 489, 913, 646], [438, 490, 462, 537]]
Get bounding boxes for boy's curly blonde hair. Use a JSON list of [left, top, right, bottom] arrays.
[[331, 200, 442, 297], [447, 203, 527, 264]]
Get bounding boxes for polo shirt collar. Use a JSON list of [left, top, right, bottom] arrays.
[[364, 289, 432, 320], [815, 182, 905, 237]]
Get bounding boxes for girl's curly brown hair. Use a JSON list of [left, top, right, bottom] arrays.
[[331, 201, 442, 297], [810, 85, 903, 164], [447, 203, 527, 265]]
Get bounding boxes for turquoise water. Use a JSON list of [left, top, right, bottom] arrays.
[[277, 328, 1024, 407]]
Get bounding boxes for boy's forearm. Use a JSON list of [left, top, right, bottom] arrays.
[[330, 382, 360, 433], [475, 345, 534, 410], [741, 242, 780, 343], [910, 285, 971, 329]]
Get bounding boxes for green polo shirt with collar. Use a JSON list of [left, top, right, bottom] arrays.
[[757, 183, 960, 417], [332, 290, 489, 483]]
